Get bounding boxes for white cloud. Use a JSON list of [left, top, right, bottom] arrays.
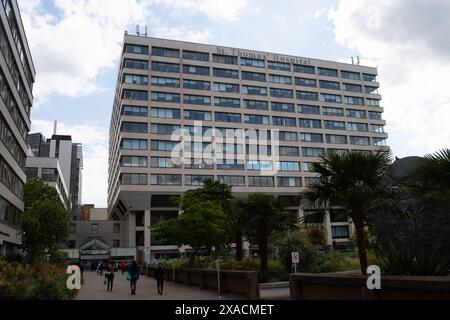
[[31, 119, 108, 207], [328, 0, 450, 157]]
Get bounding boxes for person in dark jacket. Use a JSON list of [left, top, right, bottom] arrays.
[[155, 262, 165, 295], [128, 260, 140, 295]]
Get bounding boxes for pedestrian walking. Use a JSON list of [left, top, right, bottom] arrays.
[[105, 262, 115, 292], [127, 260, 140, 295], [120, 259, 126, 275], [155, 262, 165, 295]]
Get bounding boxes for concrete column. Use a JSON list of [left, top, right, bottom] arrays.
[[324, 210, 333, 248], [144, 210, 151, 263], [128, 212, 136, 247]]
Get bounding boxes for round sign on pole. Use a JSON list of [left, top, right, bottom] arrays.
[[291, 252, 299, 264]]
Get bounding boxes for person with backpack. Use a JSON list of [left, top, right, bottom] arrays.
[[105, 262, 115, 292], [155, 262, 165, 295], [127, 260, 140, 295]]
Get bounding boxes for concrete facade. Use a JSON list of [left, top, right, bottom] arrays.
[[0, 0, 35, 256], [107, 34, 388, 261]]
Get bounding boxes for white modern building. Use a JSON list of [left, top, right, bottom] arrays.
[[0, 0, 35, 256], [108, 34, 388, 262]]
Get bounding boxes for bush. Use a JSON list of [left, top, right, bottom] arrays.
[[0, 260, 78, 300]]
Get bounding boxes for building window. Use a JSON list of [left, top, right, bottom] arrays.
[[213, 68, 239, 79], [183, 95, 211, 106], [347, 122, 368, 132], [295, 78, 316, 87], [150, 174, 182, 185], [151, 157, 180, 168], [151, 61, 180, 73], [183, 79, 210, 91], [136, 231, 144, 246], [350, 136, 370, 146], [373, 137, 387, 146], [318, 67, 338, 77], [367, 99, 381, 107], [217, 175, 245, 186], [70, 223, 76, 234], [368, 111, 382, 120], [68, 240, 76, 249], [113, 240, 120, 248], [268, 61, 290, 71], [244, 114, 269, 125], [343, 83, 362, 93], [123, 89, 148, 101], [242, 85, 267, 96], [320, 93, 342, 103], [151, 76, 180, 88], [326, 134, 348, 144], [212, 82, 240, 93], [151, 140, 179, 152], [322, 107, 344, 117], [151, 107, 180, 119], [244, 100, 268, 110], [277, 177, 302, 187], [151, 92, 180, 103], [121, 156, 148, 167], [124, 59, 148, 70], [121, 121, 148, 133], [183, 65, 210, 76], [184, 110, 211, 121], [125, 44, 149, 55], [91, 223, 98, 234], [151, 123, 180, 135], [215, 112, 241, 123], [298, 105, 320, 115], [121, 174, 148, 185], [302, 147, 324, 157], [122, 139, 148, 150], [278, 146, 299, 156], [270, 88, 293, 98], [363, 74, 377, 82], [372, 125, 385, 133], [300, 133, 323, 143], [324, 120, 346, 131], [273, 116, 296, 127], [346, 109, 366, 119], [271, 102, 295, 113], [293, 65, 315, 74], [299, 119, 321, 129], [242, 71, 266, 82], [276, 162, 300, 171], [331, 225, 350, 239], [41, 168, 57, 182], [319, 80, 340, 90], [341, 71, 360, 80], [278, 131, 298, 141], [214, 97, 240, 108], [185, 175, 214, 186], [269, 75, 292, 85], [240, 58, 265, 68], [122, 106, 148, 117], [113, 223, 121, 234], [183, 50, 209, 61], [124, 74, 148, 85], [151, 47, 180, 58], [302, 162, 316, 172], [212, 54, 237, 65], [297, 91, 318, 101], [344, 96, 364, 106], [248, 176, 274, 187], [26, 167, 38, 180]]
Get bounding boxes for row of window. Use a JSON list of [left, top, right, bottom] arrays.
[[0, 194, 21, 228], [123, 104, 383, 121], [1, 0, 34, 90], [121, 116, 384, 132], [124, 45, 377, 81], [120, 173, 307, 187], [125, 73, 379, 95], [0, 15, 31, 117], [0, 112, 26, 168], [0, 47, 28, 140], [122, 88, 381, 107], [0, 153, 24, 198]]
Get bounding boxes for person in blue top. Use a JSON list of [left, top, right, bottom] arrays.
[[128, 260, 140, 295]]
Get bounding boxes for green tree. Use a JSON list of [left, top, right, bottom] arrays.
[[153, 182, 229, 264], [22, 178, 70, 263], [240, 193, 296, 274], [300, 148, 392, 274]]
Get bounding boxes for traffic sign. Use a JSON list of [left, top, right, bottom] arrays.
[[291, 252, 299, 264]]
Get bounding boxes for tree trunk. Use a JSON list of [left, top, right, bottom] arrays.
[[352, 211, 368, 274], [259, 238, 269, 273], [235, 230, 243, 261]]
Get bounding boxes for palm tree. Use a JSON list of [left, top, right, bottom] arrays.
[[300, 148, 392, 274], [241, 193, 296, 274], [412, 148, 450, 199]]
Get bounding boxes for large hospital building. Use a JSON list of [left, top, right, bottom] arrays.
[[108, 34, 387, 263]]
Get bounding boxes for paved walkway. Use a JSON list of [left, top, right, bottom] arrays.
[[76, 271, 242, 300]]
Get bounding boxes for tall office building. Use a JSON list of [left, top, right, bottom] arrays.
[[26, 133, 83, 218], [0, 0, 35, 256], [108, 34, 388, 262]]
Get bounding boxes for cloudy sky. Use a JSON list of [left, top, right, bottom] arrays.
[[19, 0, 450, 207]]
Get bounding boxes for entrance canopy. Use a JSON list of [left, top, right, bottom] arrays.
[[79, 237, 110, 260]]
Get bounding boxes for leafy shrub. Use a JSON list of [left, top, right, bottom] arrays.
[[305, 227, 326, 247], [0, 260, 77, 300]]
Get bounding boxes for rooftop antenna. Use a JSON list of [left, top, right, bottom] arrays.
[[357, 56, 360, 66], [136, 24, 140, 36], [53, 120, 57, 135], [144, 26, 148, 37], [351, 57, 354, 65]]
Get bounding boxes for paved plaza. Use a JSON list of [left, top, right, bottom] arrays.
[[76, 271, 242, 300]]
